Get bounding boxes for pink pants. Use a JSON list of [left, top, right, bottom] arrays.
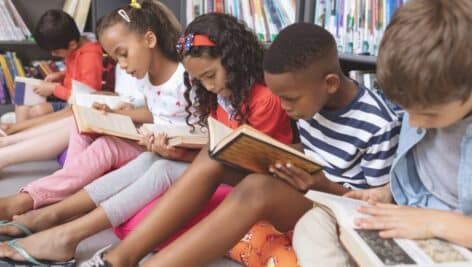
[[21, 124, 143, 208], [113, 185, 233, 250]]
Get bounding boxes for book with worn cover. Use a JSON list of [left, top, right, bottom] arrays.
[[207, 117, 322, 174], [142, 123, 208, 149], [72, 104, 140, 141], [305, 190, 472, 267], [14, 77, 46, 105]]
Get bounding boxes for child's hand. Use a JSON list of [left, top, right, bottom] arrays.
[[114, 102, 134, 111], [355, 204, 439, 240], [269, 162, 327, 191], [33, 82, 56, 97], [344, 184, 393, 203], [44, 72, 64, 83], [92, 102, 113, 114], [150, 133, 188, 160]]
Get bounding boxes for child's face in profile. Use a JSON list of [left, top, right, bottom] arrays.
[[405, 95, 472, 129], [265, 68, 331, 120], [182, 55, 231, 97], [99, 23, 154, 79]]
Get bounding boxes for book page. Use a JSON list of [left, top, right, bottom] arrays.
[[305, 190, 368, 227], [73, 105, 140, 140], [306, 191, 472, 266], [208, 117, 232, 151], [69, 79, 96, 104], [74, 94, 129, 110]]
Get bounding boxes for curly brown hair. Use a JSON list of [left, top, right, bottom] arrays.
[[181, 13, 265, 128]]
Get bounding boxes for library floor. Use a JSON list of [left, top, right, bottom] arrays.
[[0, 161, 241, 266]]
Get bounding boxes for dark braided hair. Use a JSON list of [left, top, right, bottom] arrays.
[[182, 13, 264, 128], [95, 0, 181, 62]]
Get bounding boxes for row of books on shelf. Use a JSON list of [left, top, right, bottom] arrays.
[[0, 0, 32, 41], [0, 0, 91, 42], [186, 0, 296, 42], [0, 51, 64, 104], [314, 0, 408, 56]]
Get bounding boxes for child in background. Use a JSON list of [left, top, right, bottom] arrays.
[[294, 1, 472, 266], [14, 9, 103, 123], [0, 61, 145, 171]]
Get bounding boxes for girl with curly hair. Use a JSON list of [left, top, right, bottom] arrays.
[[78, 12, 297, 267]]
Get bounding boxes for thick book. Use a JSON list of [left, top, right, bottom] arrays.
[[72, 104, 141, 141], [142, 123, 208, 149], [13, 77, 46, 105], [207, 116, 322, 174], [305, 190, 472, 267]]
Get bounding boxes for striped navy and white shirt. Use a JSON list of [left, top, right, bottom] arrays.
[[298, 84, 401, 189]]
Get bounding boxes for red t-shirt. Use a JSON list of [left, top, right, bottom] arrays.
[[53, 41, 103, 100], [212, 83, 293, 144]]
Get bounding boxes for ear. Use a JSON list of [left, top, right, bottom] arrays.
[[324, 74, 340, 94], [68, 40, 79, 50], [144, 31, 157, 49]]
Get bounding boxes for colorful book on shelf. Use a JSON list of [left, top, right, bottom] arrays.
[[305, 190, 472, 267], [142, 123, 208, 149], [14, 77, 46, 105], [207, 117, 322, 174], [0, 69, 8, 104], [0, 54, 15, 96], [72, 104, 141, 141]]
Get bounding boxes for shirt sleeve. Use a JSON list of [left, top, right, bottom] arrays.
[[247, 93, 293, 144], [361, 121, 401, 186], [74, 51, 103, 92]]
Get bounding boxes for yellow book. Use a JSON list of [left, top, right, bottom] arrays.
[[305, 190, 472, 267], [0, 54, 15, 96], [12, 52, 25, 77], [208, 117, 322, 174], [72, 104, 141, 141]]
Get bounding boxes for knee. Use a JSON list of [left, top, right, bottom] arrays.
[[228, 174, 277, 213], [29, 103, 53, 118]]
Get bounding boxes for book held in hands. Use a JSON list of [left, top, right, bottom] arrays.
[[305, 190, 472, 267], [207, 117, 322, 174], [14, 77, 46, 105], [72, 104, 141, 141], [142, 123, 208, 149]]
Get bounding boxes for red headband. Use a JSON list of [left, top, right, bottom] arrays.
[[176, 34, 216, 54]]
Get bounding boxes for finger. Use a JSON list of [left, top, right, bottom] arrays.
[[378, 229, 403, 239], [358, 205, 395, 216], [147, 135, 155, 151], [355, 217, 398, 230], [270, 167, 305, 190]]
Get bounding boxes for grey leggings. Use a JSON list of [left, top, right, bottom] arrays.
[[84, 152, 189, 226]]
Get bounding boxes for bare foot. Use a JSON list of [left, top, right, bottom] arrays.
[[0, 193, 34, 220], [0, 226, 76, 262], [0, 209, 60, 237]]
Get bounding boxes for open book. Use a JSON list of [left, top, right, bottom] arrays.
[[14, 77, 46, 105], [305, 190, 472, 267], [70, 80, 131, 110], [72, 104, 141, 141], [208, 117, 322, 174], [142, 123, 208, 149]]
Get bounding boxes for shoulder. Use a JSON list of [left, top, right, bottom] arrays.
[[77, 42, 103, 55], [248, 83, 281, 108]]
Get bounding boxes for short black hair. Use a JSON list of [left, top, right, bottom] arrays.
[[34, 9, 80, 51], [264, 23, 338, 74]]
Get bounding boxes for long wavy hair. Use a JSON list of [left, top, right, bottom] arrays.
[[182, 13, 264, 128]]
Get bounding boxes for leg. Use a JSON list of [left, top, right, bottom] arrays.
[[0, 115, 73, 148], [14, 103, 54, 123], [103, 148, 246, 267], [14, 105, 31, 123], [0, 152, 157, 235], [0, 207, 111, 263], [21, 136, 143, 209], [101, 159, 189, 227], [141, 174, 312, 267], [1, 106, 71, 136], [293, 207, 355, 267], [0, 123, 70, 169]]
